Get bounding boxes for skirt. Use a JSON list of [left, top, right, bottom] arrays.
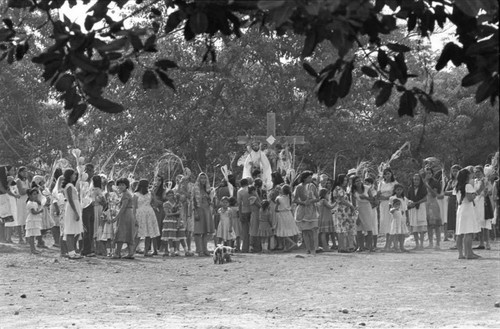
[[162, 215, 185, 241], [318, 208, 335, 233], [257, 220, 274, 237], [390, 215, 408, 235], [357, 202, 373, 232], [426, 198, 442, 227], [25, 217, 42, 237], [114, 208, 136, 244], [193, 205, 214, 235], [456, 203, 481, 235], [275, 210, 300, 237], [136, 205, 160, 238], [378, 200, 392, 235], [16, 194, 28, 226], [438, 196, 448, 225], [409, 205, 427, 232]]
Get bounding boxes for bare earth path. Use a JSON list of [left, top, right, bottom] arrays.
[[1, 239, 499, 329]]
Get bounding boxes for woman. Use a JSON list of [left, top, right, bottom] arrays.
[[444, 165, 460, 246], [423, 167, 442, 250], [192, 173, 214, 256], [62, 169, 84, 259], [15, 166, 30, 244], [407, 173, 427, 250], [293, 171, 320, 255], [112, 178, 137, 259], [332, 174, 356, 252], [455, 169, 481, 259], [351, 176, 374, 252], [377, 168, 398, 251]]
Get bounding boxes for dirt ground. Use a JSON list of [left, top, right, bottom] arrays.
[[1, 236, 499, 329]]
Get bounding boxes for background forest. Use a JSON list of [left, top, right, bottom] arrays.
[[0, 3, 498, 186]]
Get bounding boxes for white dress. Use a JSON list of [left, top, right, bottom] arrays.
[[16, 179, 29, 226], [389, 196, 409, 235], [456, 184, 480, 235], [134, 192, 160, 238], [473, 179, 485, 228], [378, 181, 397, 235], [63, 183, 84, 235], [25, 201, 42, 237]]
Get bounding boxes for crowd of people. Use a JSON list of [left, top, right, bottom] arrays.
[[0, 155, 498, 261]]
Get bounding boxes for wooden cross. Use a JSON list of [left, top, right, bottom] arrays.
[[237, 112, 305, 150]]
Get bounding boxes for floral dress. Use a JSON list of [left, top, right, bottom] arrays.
[[332, 186, 356, 235]]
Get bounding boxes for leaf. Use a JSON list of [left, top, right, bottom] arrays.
[[88, 97, 124, 113], [361, 66, 378, 78], [462, 70, 487, 87], [377, 50, 388, 69], [0, 27, 15, 42], [144, 34, 157, 52], [302, 62, 318, 78], [54, 74, 74, 92], [386, 43, 411, 53], [165, 10, 183, 34], [15, 43, 28, 60], [183, 23, 195, 41], [257, 0, 285, 10], [155, 69, 175, 91], [475, 78, 496, 103], [142, 69, 158, 89], [118, 59, 134, 84], [84, 16, 98, 31], [189, 11, 208, 34], [337, 61, 353, 98], [42, 60, 61, 81], [433, 100, 448, 114], [375, 82, 392, 106], [155, 59, 178, 71], [71, 53, 100, 73], [67, 103, 87, 126], [398, 91, 417, 117], [128, 32, 143, 51], [301, 30, 317, 58], [3, 18, 13, 30], [7, 47, 14, 64]]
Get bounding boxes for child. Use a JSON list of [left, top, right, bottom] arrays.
[[134, 179, 160, 257], [258, 200, 274, 253], [389, 197, 409, 252], [228, 197, 241, 251], [51, 176, 67, 257], [101, 180, 118, 257], [318, 188, 335, 252], [389, 183, 409, 252], [216, 196, 236, 246], [274, 184, 300, 251], [162, 189, 182, 256], [25, 188, 44, 254]]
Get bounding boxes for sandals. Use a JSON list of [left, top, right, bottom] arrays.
[[123, 255, 135, 260]]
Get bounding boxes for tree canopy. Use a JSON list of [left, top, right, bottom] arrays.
[[0, 0, 498, 125]]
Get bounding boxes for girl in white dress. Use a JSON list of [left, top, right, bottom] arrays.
[[62, 169, 83, 259], [134, 179, 160, 256], [389, 184, 409, 252], [377, 168, 398, 250], [455, 169, 481, 259], [274, 184, 300, 251], [25, 188, 43, 254]]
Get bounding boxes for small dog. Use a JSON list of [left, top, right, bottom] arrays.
[[213, 245, 235, 264]]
